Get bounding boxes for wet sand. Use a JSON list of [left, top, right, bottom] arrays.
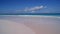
[[0, 15, 60, 34]]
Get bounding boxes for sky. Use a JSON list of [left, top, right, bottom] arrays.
[[0, 0, 60, 14]]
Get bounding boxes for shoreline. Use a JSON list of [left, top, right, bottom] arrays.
[[0, 15, 60, 18]]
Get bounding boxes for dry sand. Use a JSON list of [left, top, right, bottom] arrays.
[[0, 20, 35, 34], [0, 16, 60, 34], [22, 17, 60, 34]]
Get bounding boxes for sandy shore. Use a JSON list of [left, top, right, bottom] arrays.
[[0, 15, 60, 34], [0, 20, 35, 34]]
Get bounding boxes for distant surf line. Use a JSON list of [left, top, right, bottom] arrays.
[[0, 15, 60, 18]]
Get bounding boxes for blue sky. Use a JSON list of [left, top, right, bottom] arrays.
[[0, 0, 60, 14]]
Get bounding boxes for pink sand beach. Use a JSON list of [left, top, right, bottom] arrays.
[[0, 15, 60, 34]]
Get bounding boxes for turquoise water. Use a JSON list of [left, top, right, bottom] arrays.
[[0, 15, 60, 17]]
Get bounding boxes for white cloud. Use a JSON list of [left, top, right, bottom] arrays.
[[16, 5, 46, 13], [24, 5, 44, 12]]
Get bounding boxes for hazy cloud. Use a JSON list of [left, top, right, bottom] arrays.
[[24, 5, 45, 12], [16, 5, 46, 13]]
